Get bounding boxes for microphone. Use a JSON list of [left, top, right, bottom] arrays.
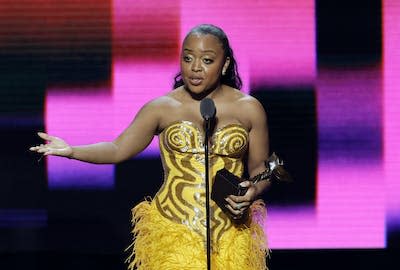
[[200, 98, 216, 122], [200, 97, 216, 270], [200, 98, 216, 133]]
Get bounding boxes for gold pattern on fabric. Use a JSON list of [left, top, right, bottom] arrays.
[[154, 120, 249, 246]]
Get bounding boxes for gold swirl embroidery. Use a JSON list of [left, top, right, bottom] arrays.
[[154, 121, 249, 245], [164, 122, 201, 152], [212, 125, 248, 156]]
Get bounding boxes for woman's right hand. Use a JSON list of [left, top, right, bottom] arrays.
[[29, 132, 73, 158]]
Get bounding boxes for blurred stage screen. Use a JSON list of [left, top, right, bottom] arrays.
[[0, 0, 399, 252]]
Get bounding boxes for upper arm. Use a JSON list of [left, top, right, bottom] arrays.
[[245, 97, 270, 177], [112, 98, 163, 162]]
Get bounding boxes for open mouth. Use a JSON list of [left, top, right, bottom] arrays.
[[189, 77, 203, 85]]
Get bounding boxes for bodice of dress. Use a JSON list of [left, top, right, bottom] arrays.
[[154, 120, 249, 245]]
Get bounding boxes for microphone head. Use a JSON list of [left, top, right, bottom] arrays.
[[200, 98, 216, 121]]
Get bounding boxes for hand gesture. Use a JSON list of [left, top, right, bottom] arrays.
[[225, 180, 259, 220], [29, 132, 73, 158]]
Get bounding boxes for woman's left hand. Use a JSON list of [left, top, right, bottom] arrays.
[[225, 180, 259, 220]]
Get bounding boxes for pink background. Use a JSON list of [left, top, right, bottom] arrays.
[[42, 0, 400, 249]]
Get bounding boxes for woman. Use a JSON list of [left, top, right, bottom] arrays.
[[30, 24, 271, 269]]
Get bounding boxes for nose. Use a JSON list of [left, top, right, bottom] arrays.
[[191, 59, 202, 72]]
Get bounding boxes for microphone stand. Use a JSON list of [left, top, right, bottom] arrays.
[[204, 117, 212, 270], [200, 97, 215, 270]]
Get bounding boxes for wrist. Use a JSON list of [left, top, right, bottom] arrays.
[[254, 180, 271, 197], [68, 147, 75, 159]]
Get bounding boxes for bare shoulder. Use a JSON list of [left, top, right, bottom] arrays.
[[239, 94, 264, 109], [143, 91, 181, 111], [236, 93, 267, 117], [235, 93, 267, 130], [223, 86, 264, 110], [219, 86, 267, 130], [133, 93, 181, 129]]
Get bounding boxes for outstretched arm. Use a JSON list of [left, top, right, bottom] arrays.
[[30, 99, 162, 164]]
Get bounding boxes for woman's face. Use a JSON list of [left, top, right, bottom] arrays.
[[180, 33, 230, 96]]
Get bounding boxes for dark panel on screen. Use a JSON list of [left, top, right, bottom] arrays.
[[0, 0, 112, 87], [388, 229, 400, 248], [42, 157, 164, 253], [0, 126, 47, 208], [252, 88, 317, 205], [115, 157, 164, 206], [45, 189, 129, 253], [316, 0, 382, 65]]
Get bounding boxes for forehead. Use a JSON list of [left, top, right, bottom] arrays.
[[182, 33, 224, 52]]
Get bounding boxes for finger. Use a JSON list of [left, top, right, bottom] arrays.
[[225, 197, 250, 210], [32, 144, 47, 150], [29, 146, 40, 152], [239, 180, 252, 188], [31, 147, 44, 152], [227, 194, 241, 203], [37, 132, 48, 139], [225, 196, 239, 208], [37, 148, 49, 154], [235, 201, 250, 210], [225, 203, 243, 216], [228, 194, 251, 204], [37, 132, 56, 142]]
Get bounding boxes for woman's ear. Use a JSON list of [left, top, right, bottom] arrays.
[[222, 57, 231, 75]]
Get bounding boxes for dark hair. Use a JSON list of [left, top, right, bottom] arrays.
[[173, 24, 243, 90]]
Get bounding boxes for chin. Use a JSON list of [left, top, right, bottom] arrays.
[[184, 85, 212, 99], [185, 84, 205, 93]]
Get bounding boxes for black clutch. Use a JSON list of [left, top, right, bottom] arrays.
[[211, 168, 248, 219]]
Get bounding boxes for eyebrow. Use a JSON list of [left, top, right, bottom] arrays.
[[183, 48, 217, 55]]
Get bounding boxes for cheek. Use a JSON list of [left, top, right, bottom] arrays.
[[180, 61, 190, 75], [205, 65, 222, 78]]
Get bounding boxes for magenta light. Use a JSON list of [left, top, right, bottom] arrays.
[[112, 62, 178, 156], [44, 0, 389, 250], [383, 0, 400, 228], [180, 0, 316, 89], [316, 67, 382, 127], [112, 0, 180, 61], [316, 163, 385, 248], [266, 163, 385, 249], [45, 89, 115, 188]]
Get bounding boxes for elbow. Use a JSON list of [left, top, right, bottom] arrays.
[[110, 142, 124, 163], [110, 142, 135, 164]]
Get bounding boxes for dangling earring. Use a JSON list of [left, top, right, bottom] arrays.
[[222, 70, 226, 76]]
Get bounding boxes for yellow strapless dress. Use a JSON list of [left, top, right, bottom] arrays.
[[126, 121, 268, 270]]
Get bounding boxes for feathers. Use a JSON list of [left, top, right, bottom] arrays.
[[126, 199, 269, 270]]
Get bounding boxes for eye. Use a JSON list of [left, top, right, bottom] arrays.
[[183, 55, 192, 62], [203, 58, 214, 64]]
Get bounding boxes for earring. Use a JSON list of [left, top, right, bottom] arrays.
[[222, 70, 226, 76]]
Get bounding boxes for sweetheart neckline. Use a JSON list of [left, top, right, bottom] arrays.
[[159, 120, 249, 137]]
